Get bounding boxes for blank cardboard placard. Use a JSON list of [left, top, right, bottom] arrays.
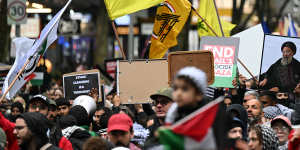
[[168, 51, 214, 85], [117, 59, 168, 104], [233, 24, 264, 79]]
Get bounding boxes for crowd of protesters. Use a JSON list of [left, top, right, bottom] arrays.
[[0, 42, 299, 150]]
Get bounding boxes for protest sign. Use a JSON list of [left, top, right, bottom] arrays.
[[260, 35, 300, 92], [105, 58, 121, 79], [261, 34, 300, 75], [200, 36, 239, 88], [63, 69, 101, 100], [117, 59, 168, 104], [168, 51, 214, 85], [232, 24, 264, 79]]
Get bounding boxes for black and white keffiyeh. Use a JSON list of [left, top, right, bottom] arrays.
[[260, 125, 279, 150]]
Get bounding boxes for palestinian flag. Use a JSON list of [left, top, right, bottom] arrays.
[[158, 97, 228, 150], [29, 72, 44, 86]]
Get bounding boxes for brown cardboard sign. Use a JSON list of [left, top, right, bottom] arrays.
[[117, 59, 168, 104], [168, 51, 214, 85]]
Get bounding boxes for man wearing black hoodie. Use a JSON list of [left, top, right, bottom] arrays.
[[13, 112, 60, 150]]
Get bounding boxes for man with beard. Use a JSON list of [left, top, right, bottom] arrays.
[[260, 41, 300, 92], [245, 99, 263, 124], [13, 112, 60, 150]]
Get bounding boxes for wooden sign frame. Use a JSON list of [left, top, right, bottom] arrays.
[[168, 50, 215, 85]]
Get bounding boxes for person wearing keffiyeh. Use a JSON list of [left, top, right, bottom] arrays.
[[248, 122, 279, 150]]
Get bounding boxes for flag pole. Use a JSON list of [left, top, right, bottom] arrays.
[[191, 7, 219, 37], [211, 0, 258, 81], [192, 6, 257, 81], [212, 0, 225, 37], [237, 59, 258, 82], [111, 21, 127, 60], [0, 58, 32, 101]]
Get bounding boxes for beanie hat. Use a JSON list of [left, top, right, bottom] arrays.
[[229, 117, 243, 130], [263, 106, 282, 119], [56, 98, 70, 107], [11, 102, 24, 113], [17, 112, 51, 139], [281, 41, 297, 55], [59, 115, 77, 129], [175, 67, 207, 94], [69, 105, 89, 126]]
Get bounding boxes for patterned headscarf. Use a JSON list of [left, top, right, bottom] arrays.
[[260, 125, 279, 150]]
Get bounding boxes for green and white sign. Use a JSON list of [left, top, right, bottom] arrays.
[[7, 0, 27, 25], [200, 36, 240, 88]]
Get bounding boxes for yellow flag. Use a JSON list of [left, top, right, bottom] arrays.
[[197, 0, 235, 37], [149, 0, 191, 59], [104, 0, 163, 20]]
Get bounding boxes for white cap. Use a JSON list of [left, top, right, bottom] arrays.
[[175, 67, 207, 94], [73, 95, 96, 115]]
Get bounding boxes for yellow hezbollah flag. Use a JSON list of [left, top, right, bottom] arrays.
[[149, 0, 191, 59], [197, 0, 235, 37], [104, 0, 163, 20]]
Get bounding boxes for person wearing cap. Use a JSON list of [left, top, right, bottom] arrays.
[[108, 113, 140, 150], [13, 112, 60, 150], [271, 115, 292, 150], [56, 98, 71, 117], [227, 117, 244, 140], [165, 67, 209, 124], [148, 88, 173, 136], [259, 41, 300, 92], [27, 94, 50, 116], [47, 99, 58, 122]]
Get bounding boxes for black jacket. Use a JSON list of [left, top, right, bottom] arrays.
[[264, 58, 300, 92]]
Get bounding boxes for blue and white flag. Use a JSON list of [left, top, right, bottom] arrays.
[[2, 0, 72, 99], [288, 14, 298, 37]]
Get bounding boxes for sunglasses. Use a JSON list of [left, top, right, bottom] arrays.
[[153, 99, 171, 106]]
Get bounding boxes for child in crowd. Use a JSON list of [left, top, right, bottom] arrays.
[[165, 67, 209, 124]]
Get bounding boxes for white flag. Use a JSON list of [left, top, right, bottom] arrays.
[[2, 0, 72, 99]]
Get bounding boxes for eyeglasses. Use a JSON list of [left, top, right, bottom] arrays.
[[153, 99, 171, 106], [272, 126, 289, 132]]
